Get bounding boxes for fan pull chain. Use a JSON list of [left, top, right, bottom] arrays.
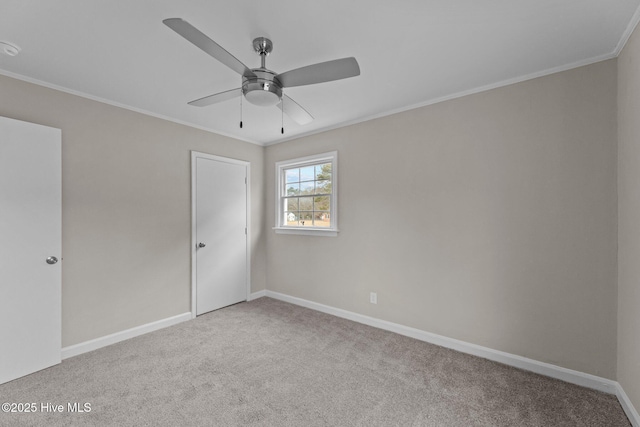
[[239, 95, 243, 129], [281, 97, 284, 134]]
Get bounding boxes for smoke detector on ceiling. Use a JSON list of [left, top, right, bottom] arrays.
[[0, 41, 21, 57]]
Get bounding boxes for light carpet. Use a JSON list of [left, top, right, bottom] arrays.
[[0, 297, 630, 426]]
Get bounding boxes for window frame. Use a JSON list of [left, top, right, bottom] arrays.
[[274, 151, 338, 237]]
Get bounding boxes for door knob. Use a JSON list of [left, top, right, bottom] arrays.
[[46, 256, 58, 265], [198, 242, 206, 248]]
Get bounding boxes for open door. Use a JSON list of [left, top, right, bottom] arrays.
[[0, 116, 61, 384]]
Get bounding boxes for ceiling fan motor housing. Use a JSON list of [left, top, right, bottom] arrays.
[[242, 69, 283, 107]]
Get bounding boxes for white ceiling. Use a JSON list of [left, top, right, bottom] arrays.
[[1, 1, 639, 145]]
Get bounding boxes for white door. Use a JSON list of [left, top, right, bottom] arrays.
[[0, 116, 61, 384], [193, 153, 248, 316]]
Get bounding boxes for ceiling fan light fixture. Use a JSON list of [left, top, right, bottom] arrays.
[[242, 75, 283, 107], [244, 89, 281, 107]]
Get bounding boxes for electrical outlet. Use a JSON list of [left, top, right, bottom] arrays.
[[370, 292, 377, 304]]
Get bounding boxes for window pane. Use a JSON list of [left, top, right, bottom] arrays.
[[314, 196, 330, 211], [316, 163, 331, 180], [314, 212, 331, 227], [286, 198, 299, 211], [299, 197, 313, 211], [300, 181, 314, 195], [300, 166, 315, 181], [315, 180, 331, 194], [276, 153, 336, 232], [286, 183, 300, 196], [285, 169, 299, 183], [299, 211, 313, 226]]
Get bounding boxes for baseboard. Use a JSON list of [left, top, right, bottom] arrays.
[[263, 290, 640, 422], [61, 312, 191, 360], [617, 383, 640, 427], [59, 292, 639, 425], [263, 291, 618, 395], [248, 290, 267, 301], [60, 291, 266, 360]]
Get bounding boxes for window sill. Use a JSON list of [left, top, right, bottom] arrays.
[[273, 227, 339, 237]]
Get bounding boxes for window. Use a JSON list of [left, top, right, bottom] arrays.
[[274, 151, 338, 236]]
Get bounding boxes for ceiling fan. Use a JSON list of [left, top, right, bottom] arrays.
[[163, 18, 360, 127]]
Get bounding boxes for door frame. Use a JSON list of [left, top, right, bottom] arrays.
[[191, 151, 251, 319]]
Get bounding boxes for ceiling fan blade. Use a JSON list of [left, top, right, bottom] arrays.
[[163, 18, 255, 78], [277, 95, 314, 125], [188, 88, 241, 107], [276, 57, 360, 88]]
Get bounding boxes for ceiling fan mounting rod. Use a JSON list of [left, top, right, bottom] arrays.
[[253, 37, 273, 69]]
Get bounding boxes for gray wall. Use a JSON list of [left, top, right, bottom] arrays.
[[618, 22, 640, 413], [0, 74, 266, 347], [265, 60, 618, 379]]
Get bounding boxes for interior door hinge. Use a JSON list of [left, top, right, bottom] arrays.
[[245, 227, 247, 235], [245, 177, 247, 184]]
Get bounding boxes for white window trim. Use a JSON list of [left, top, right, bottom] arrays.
[[274, 151, 338, 237]]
